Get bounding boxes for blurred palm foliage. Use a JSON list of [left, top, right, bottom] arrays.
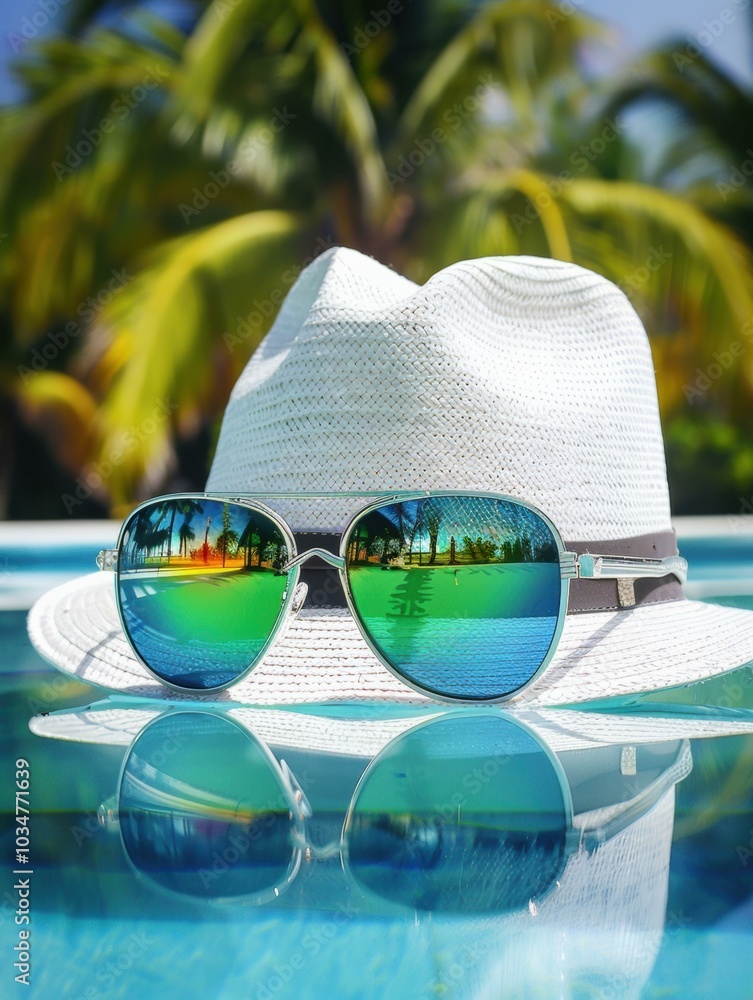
[[2, 0, 753, 516]]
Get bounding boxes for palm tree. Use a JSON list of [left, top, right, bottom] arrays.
[[594, 46, 753, 510], [3, 1, 753, 513], [216, 527, 239, 565], [238, 511, 276, 567], [214, 501, 235, 567], [238, 521, 257, 569], [158, 497, 204, 563], [421, 498, 443, 566], [178, 518, 196, 556], [128, 508, 155, 565]]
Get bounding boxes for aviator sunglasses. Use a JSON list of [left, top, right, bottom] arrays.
[[98, 709, 691, 910], [97, 491, 688, 702]]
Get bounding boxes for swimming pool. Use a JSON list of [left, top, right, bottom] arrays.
[[2, 519, 753, 999]]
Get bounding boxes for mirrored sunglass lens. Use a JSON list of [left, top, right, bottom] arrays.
[[346, 715, 568, 912], [118, 713, 296, 900], [118, 498, 291, 689], [345, 495, 561, 699]]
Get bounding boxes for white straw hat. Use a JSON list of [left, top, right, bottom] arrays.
[[29, 700, 753, 752], [30, 701, 738, 997], [27, 248, 753, 706]]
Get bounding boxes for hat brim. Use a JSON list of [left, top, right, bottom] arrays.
[[28, 697, 753, 754], [27, 571, 753, 707]]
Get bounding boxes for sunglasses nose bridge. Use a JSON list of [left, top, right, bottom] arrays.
[[284, 534, 349, 610], [279, 759, 312, 821], [283, 548, 345, 571]]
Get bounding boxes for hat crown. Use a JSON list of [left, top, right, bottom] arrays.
[[207, 247, 671, 540]]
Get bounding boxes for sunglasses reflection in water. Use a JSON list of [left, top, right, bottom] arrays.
[[99, 709, 690, 917]]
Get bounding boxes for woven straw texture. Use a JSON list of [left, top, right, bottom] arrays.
[[482, 788, 676, 999], [29, 700, 753, 754], [26, 248, 753, 703], [208, 249, 670, 539]]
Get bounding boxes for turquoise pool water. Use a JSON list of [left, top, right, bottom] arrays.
[[2, 527, 753, 999]]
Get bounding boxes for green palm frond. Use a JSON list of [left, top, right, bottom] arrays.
[[605, 44, 753, 163], [3, 0, 753, 517], [89, 209, 305, 506], [0, 29, 177, 190], [444, 170, 753, 414], [562, 178, 753, 409], [395, 0, 603, 144], [292, 0, 388, 217], [0, 29, 179, 331], [460, 166, 574, 259], [15, 370, 100, 475], [173, 0, 387, 216], [172, 0, 287, 127], [563, 178, 753, 314], [7, 130, 144, 337]]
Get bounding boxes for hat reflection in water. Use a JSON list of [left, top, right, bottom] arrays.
[[27, 248, 753, 703], [32, 703, 752, 998]]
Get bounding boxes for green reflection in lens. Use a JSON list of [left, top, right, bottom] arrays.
[[119, 713, 295, 900], [346, 714, 568, 913], [118, 498, 291, 689], [345, 495, 562, 699]]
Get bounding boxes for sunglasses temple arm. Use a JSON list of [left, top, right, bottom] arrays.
[[573, 553, 688, 586], [574, 739, 692, 852], [97, 549, 118, 571]]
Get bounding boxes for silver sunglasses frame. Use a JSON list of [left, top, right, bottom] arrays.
[[101, 709, 312, 908], [340, 710, 692, 904], [100, 708, 692, 911], [101, 490, 688, 704], [110, 493, 301, 697]]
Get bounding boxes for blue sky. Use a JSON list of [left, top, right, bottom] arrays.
[[0, 0, 750, 102], [582, 0, 752, 83]]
